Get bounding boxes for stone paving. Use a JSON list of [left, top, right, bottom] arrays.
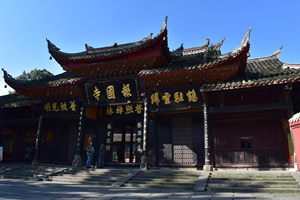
[[0, 178, 300, 200]]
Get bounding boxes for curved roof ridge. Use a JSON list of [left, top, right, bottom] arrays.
[[247, 46, 283, 62], [47, 16, 169, 59], [217, 27, 251, 59], [183, 37, 225, 55], [2, 68, 84, 90]]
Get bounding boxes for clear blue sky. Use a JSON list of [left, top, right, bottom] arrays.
[[0, 0, 299, 96]]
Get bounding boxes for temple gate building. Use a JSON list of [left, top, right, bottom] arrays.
[[1, 17, 300, 170]]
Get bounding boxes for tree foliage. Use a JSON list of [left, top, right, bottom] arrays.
[[15, 68, 53, 81]]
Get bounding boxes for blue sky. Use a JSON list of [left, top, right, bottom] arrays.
[[0, 0, 299, 96]]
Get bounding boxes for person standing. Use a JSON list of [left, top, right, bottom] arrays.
[[98, 142, 105, 168], [86, 141, 94, 168]]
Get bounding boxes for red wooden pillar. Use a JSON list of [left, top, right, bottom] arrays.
[[289, 113, 300, 171]]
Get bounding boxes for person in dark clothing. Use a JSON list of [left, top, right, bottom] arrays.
[[117, 145, 124, 163], [98, 142, 105, 168], [86, 141, 94, 168], [23, 145, 32, 164]]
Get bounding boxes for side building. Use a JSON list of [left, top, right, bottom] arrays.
[[1, 18, 299, 169]]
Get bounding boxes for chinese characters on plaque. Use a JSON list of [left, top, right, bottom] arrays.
[[42, 99, 78, 116], [105, 122, 113, 152], [104, 104, 143, 117], [148, 85, 202, 111], [136, 120, 143, 153], [85, 79, 141, 106]]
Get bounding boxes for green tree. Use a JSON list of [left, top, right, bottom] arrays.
[[15, 68, 53, 81]]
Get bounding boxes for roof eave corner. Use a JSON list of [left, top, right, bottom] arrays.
[[46, 38, 61, 53], [2, 68, 14, 81]]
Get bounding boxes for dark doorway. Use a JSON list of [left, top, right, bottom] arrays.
[[112, 120, 136, 163]]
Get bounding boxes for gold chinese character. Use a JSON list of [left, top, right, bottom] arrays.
[[135, 104, 143, 114], [106, 106, 114, 115], [151, 92, 160, 106], [162, 92, 171, 104], [106, 145, 111, 151], [137, 122, 142, 129], [121, 83, 132, 98], [137, 130, 142, 136], [60, 102, 68, 111], [107, 131, 111, 137], [107, 123, 112, 130], [44, 102, 51, 112], [52, 102, 59, 111], [106, 138, 111, 144], [93, 86, 101, 100], [70, 100, 76, 111], [137, 137, 142, 143], [137, 145, 142, 151], [116, 105, 124, 115], [174, 92, 184, 103], [125, 104, 134, 114], [186, 89, 198, 102], [106, 85, 116, 99]]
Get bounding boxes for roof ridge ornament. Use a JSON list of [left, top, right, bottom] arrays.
[[85, 44, 94, 50], [239, 27, 251, 48], [202, 38, 210, 48], [46, 39, 60, 51], [170, 43, 184, 57], [272, 45, 283, 58], [141, 33, 153, 41], [160, 15, 168, 33], [248, 46, 283, 62]]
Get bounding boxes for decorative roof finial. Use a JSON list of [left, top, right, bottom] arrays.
[[160, 15, 168, 33]]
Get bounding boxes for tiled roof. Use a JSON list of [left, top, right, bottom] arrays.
[[0, 93, 40, 108], [139, 28, 250, 76], [2, 69, 85, 90], [47, 17, 169, 62], [200, 47, 300, 91]]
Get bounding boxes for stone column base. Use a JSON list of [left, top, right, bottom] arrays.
[[72, 154, 82, 168], [203, 165, 213, 171], [31, 159, 40, 166]]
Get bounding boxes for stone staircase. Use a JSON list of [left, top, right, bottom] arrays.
[[122, 169, 201, 190], [43, 168, 132, 185], [206, 171, 300, 193], [0, 164, 69, 180]]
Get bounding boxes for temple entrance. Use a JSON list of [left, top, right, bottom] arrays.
[[112, 121, 136, 163]]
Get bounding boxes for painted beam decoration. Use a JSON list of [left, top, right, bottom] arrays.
[[148, 85, 202, 112], [85, 78, 141, 106], [42, 98, 79, 116]]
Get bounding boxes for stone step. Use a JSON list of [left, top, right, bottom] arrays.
[[126, 179, 197, 185], [207, 183, 300, 188], [43, 178, 114, 185], [206, 172, 300, 193], [208, 180, 298, 185], [47, 175, 120, 181], [128, 177, 198, 183], [206, 186, 300, 193], [122, 170, 201, 190], [210, 177, 295, 181], [124, 183, 194, 190]]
